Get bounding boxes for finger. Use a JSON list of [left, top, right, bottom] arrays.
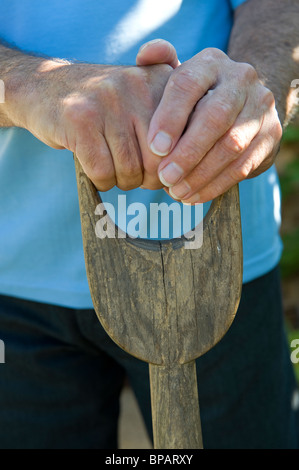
[[105, 120, 144, 191], [181, 128, 278, 204], [168, 105, 263, 200], [136, 39, 180, 69], [130, 64, 174, 190], [170, 83, 282, 199], [147, 55, 218, 158], [141, 170, 164, 190], [133, 111, 164, 189], [157, 85, 246, 188], [76, 132, 116, 191], [168, 85, 282, 200]]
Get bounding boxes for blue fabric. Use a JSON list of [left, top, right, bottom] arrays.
[[230, 0, 248, 8], [0, 0, 282, 308]]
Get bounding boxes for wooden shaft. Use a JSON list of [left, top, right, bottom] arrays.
[[149, 361, 203, 449]]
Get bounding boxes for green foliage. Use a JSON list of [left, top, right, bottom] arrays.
[[280, 229, 299, 278], [282, 125, 299, 143], [280, 125, 299, 384], [279, 159, 299, 200], [279, 131, 299, 279]]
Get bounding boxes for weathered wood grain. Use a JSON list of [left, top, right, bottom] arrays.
[[74, 154, 243, 449], [150, 362, 203, 449]]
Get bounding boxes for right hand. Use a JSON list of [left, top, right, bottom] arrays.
[[14, 59, 173, 191]]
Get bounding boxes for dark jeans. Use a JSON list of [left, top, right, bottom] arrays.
[[0, 266, 298, 449]]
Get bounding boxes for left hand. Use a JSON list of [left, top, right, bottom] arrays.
[[137, 41, 282, 203]]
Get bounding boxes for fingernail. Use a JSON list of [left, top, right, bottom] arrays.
[[150, 132, 172, 156], [182, 193, 201, 205], [138, 39, 163, 53], [169, 180, 191, 200], [159, 162, 184, 187]]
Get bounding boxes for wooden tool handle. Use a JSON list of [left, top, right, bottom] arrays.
[[74, 154, 242, 450], [149, 361, 203, 449]]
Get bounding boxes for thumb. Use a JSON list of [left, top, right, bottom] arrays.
[[136, 39, 180, 69]]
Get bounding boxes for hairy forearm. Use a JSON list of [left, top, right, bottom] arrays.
[[0, 41, 70, 128], [0, 42, 42, 126], [0, 38, 174, 190], [228, 0, 299, 126]]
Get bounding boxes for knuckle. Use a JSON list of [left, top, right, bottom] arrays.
[[259, 134, 273, 154], [97, 165, 115, 183], [186, 166, 209, 189], [117, 176, 142, 191], [273, 120, 283, 141], [82, 150, 115, 186], [114, 136, 140, 168], [63, 95, 97, 127], [222, 129, 247, 155], [90, 162, 115, 185], [262, 87, 275, 106], [117, 158, 143, 184], [205, 101, 234, 130], [169, 68, 204, 98], [259, 87, 277, 114], [100, 78, 119, 104], [158, 63, 173, 76], [124, 67, 147, 92], [258, 88, 283, 141], [113, 135, 144, 185], [201, 47, 226, 62], [238, 62, 258, 83], [118, 166, 143, 189], [230, 161, 252, 182], [179, 138, 204, 165], [95, 180, 115, 192]]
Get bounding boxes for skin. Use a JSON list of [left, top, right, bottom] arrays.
[[0, 0, 299, 202], [0, 46, 173, 190], [137, 0, 299, 203], [139, 43, 283, 203]]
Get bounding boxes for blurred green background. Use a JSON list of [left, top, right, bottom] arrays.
[[278, 116, 299, 383]]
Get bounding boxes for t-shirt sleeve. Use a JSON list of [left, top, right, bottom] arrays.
[[230, 0, 247, 10]]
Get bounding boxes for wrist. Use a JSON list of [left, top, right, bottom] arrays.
[[227, 50, 285, 127], [1, 47, 70, 129]]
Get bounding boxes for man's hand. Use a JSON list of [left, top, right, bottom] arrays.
[[0, 44, 172, 191], [138, 44, 282, 203]]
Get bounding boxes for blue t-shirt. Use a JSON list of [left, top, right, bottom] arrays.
[[0, 0, 282, 308]]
